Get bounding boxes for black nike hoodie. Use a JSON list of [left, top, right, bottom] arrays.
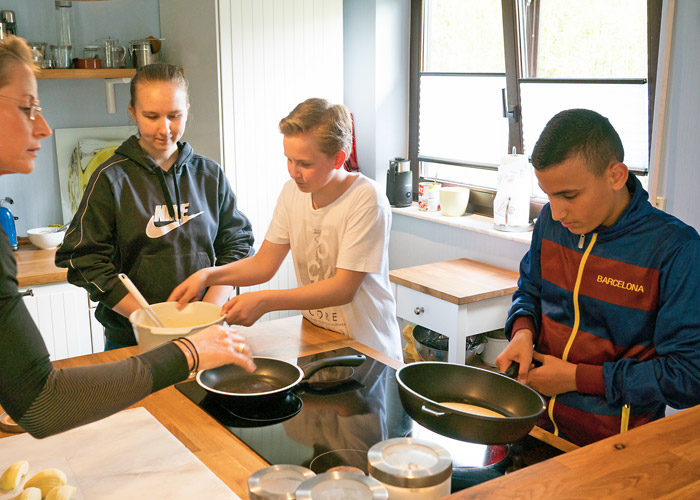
[[56, 136, 254, 345]]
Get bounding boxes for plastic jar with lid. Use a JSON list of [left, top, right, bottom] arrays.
[[367, 438, 452, 500], [295, 471, 388, 500], [247, 464, 316, 500]]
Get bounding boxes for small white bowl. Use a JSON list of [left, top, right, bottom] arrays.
[[27, 227, 66, 249]]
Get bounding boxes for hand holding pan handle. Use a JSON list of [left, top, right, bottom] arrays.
[[503, 359, 543, 379]]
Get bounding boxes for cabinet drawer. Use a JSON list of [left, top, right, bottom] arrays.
[[395, 285, 458, 335]]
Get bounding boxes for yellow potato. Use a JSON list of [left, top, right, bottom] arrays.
[[13, 487, 41, 500], [46, 485, 77, 500], [23, 469, 67, 498], [0, 460, 29, 490]]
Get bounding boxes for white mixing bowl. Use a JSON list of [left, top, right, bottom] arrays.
[[27, 227, 65, 249], [440, 186, 470, 217], [129, 301, 225, 351]]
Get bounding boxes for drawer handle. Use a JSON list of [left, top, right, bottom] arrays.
[[20, 289, 34, 297], [413, 306, 424, 315]]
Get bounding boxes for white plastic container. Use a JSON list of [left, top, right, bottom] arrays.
[[128, 301, 224, 351], [367, 438, 452, 499], [481, 330, 510, 367], [440, 186, 470, 217], [295, 471, 388, 500], [248, 464, 315, 500]]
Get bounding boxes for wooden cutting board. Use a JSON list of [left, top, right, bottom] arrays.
[[0, 407, 239, 499]]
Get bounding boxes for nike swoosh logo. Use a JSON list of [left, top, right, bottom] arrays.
[[145, 211, 203, 238]]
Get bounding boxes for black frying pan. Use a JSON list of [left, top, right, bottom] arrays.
[[396, 361, 546, 445], [197, 354, 366, 406]]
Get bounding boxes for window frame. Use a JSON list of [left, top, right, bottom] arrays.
[[408, 0, 662, 211]]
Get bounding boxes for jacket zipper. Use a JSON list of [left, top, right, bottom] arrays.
[[548, 232, 598, 436]]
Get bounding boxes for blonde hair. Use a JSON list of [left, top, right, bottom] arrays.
[[129, 63, 189, 108], [279, 98, 353, 156], [0, 36, 37, 88]]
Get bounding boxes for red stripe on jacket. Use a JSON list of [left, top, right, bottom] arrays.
[[541, 239, 659, 311], [538, 315, 657, 364]]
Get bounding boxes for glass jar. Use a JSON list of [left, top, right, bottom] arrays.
[[83, 45, 100, 59], [29, 42, 48, 69]]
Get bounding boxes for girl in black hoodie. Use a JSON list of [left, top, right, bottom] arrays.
[[56, 63, 254, 349]]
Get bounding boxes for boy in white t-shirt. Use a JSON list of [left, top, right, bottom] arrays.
[[169, 98, 402, 360]]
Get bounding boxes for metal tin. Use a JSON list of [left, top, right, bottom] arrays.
[[418, 182, 441, 212], [248, 464, 316, 500], [368, 438, 452, 489], [295, 471, 388, 500], [0, 10, 15, 36]]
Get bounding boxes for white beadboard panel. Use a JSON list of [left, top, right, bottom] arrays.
[[20, 284, 95, 361], [219, 0, 344, 318]]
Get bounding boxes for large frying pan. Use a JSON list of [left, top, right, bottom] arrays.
[[197, 354, 366, 407], [396, 362, 546, 445]]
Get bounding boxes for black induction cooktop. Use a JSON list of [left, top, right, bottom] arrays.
[[176, 346, 560, 484]]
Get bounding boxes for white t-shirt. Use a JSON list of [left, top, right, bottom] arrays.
[[266, 175, 402, 361]]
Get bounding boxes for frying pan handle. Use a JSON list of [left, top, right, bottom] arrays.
[[421, 405, 446, 417], [301, 354, 366, 379], [504, 359, 543, 379], [504, 362, 520, 379]]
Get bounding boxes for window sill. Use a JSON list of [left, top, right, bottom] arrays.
[[391, 203, 533, 244]]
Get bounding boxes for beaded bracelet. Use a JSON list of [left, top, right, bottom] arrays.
[[178, 336, 200, 373]]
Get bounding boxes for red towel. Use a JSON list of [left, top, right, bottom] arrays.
[[344, 112, 359, 172]]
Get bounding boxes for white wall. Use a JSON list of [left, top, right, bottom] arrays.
[[159, 0, 223, 164], [651, 0, 700, 230], [343, 0, 410, 184]]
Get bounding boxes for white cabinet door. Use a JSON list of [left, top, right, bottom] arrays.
[[89, 306, 105, 353], [19, 283, 94, 361]]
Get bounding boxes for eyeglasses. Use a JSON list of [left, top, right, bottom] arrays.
[[0, 94, 43, 120]]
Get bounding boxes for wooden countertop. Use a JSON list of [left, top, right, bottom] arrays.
[[2, 315, 698, 498], [447, 404, 700, 499], [389, 258, 519, 305], [14, 240, 67, 287]]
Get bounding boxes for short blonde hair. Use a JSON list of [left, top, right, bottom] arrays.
[[0, 36, 37, 88], [129, 63, 189, 108], [279, 98, 353, 156]]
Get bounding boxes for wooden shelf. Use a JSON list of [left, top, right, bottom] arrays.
[[37, 68, 136, 80]]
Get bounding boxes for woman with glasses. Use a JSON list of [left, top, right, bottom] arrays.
[[0, 36, 255, 439]]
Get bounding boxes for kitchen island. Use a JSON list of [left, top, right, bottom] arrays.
[[1, 315, 698, 498]]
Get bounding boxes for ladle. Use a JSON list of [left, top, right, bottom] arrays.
[[117, 273, 164, 327]]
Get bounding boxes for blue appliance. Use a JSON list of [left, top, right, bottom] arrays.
[[0, 197, 18, 250]]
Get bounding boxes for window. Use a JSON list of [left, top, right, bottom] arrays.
[[409, 0, 661, 201]]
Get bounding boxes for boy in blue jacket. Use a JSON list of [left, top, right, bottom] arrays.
[[496, 109, 700, 446]]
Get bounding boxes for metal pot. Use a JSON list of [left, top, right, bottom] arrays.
[[129, 39, 159, 68], [396, 362, 545, 445], [197, 354, 366, 407]]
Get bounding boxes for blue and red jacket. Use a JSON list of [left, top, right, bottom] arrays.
[[506, 175, 700, 446]]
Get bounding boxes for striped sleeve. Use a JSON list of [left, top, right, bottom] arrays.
[[17, 342, 188, 439]]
